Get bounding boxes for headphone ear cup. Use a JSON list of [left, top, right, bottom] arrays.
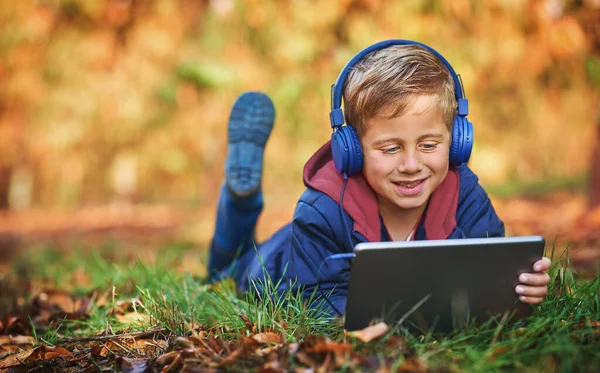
[[450, 116, 474, 165], [462, 119, 473, 163], [331, 130, 349, 174], [449, 116, 464, 166], [331, 126, 364, 176], [342, 125, 363, 175]]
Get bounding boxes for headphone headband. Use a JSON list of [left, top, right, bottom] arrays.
[[329, 39, 468, 128]]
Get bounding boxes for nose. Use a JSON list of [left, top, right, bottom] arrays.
[[397, 149, 423, 174]]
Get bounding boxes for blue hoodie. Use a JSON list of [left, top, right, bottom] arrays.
[[231, 141, 505, 314]]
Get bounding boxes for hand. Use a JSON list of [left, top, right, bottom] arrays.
[[515, 257, 551, 304]]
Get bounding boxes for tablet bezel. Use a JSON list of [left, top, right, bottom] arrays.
[[344, 236, 545, 333]]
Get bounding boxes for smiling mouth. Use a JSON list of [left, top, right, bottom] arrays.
[[393, 179, 425, 188]]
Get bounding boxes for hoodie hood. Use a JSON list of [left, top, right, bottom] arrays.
[[303, 141, 459, 242]]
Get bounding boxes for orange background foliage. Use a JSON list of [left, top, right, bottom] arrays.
[[0, 0, 598, 245]]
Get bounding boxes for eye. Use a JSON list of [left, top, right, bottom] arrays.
[[382, 146, 400, 154], [419, 142, 438, 151]]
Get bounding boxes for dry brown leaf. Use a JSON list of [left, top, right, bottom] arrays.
[[238, 314, 254, 332], [320, 352, 333, 372], [0, 345, 73, 369], [115, 312, 150, 324], [109, 298, 140, 316], [258, 360, 286, 373], [117, 356, 149, 373], [0, 315, 28, 335], [90, 341, 113, 358], [204, 337, 226, 354], [127, 338, 167, 356], [30, 290, 90, 323], [155, 350, 181, 366], [161, 348, 206, 372], [33, 345, 74, 361], [0, 336, 36, 360], [397, 356, 427, 373], [219, 337, 261, 366], [252, 332, 282, 345], [32, 290, 81, 313], [171, 336, 203, 349], [295, 351, 317, 368], [489, 345, 510, 362], [385, 335, 406, 349], [255, 345, 282, 357], [0, 345, 22, 359], [347, 322, 389, 342], [0, 348, 34, 369], [0, 336, 35, 346], [309, 342, 353, 354]]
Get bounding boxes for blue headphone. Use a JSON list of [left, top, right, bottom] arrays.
[[329, 39, 474, 176]]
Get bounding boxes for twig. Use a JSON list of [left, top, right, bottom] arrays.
[[54, 327, 169, 344]]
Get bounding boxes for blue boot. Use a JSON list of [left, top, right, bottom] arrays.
[[225, 91, 275, 198], [208, 92, 275, 278]]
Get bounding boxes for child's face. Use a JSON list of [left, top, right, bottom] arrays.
[[360, 95, 451, 216]]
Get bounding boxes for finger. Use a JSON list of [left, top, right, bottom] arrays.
[[515, 285, 548, 297], [519, 295, 544, 304], [519, 272, 550, 286], [533, 257, 552, 272]]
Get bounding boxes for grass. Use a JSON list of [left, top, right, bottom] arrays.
[[2, 241, 599, 372]]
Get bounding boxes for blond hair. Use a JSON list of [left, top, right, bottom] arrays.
[[343, 45, 457, 137]]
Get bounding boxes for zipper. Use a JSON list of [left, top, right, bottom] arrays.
[[352, 230, 368, 243]]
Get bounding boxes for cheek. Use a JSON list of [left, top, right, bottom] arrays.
[[429, 154, 450, 177], [363, 152, 395, 177]]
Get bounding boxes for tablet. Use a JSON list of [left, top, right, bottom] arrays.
[[344, 236, 545, 333]]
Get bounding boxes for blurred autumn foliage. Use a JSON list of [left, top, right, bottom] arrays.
[[0, 0, 599, 242]]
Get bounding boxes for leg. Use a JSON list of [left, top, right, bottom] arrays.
[[208, 184, 263, 275], [208, 92, 275, 278]]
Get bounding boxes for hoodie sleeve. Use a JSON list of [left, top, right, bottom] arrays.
[[455, 172, 505, 238], [281, 190, 354, 317]]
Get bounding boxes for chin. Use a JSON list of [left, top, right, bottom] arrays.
[[391, 196, 428, 211], [396, 201, 426, 211]]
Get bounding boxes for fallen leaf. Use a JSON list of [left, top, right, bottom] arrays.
[[115, 312, 150, 324], [158, 348, 203, 372], [295, 351, 317, 368], [0, 345, 23, 359], [252, 332, 282, 344], [397, 356, 427, 373], [220, 337, 260, 366], [155, 350, 181, 365], [0, 315, 28, 335], [91, 341, 113, 358], [30, 290, 90, 323], [308, 341, 353, 354], [0, 336, 35, 346], [171, 336, 203, 349], [0, 349, 35, 369], [539, 355, 560, 373], [0, 345, 73, 369], [115, 338, 167, 356], [109, 298, 140, 316], [36, 345, 74, 361], [489, 345, 510, 362], [347, 322, 389, 342], [385, 335, 406, 348], [238, 314, 254, 331], [116, 356, 148, 373], [258, 360, 286, 373], [32, 290, 83, 313]]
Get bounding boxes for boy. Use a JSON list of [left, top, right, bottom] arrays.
[[208, 41, 551, 316]]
